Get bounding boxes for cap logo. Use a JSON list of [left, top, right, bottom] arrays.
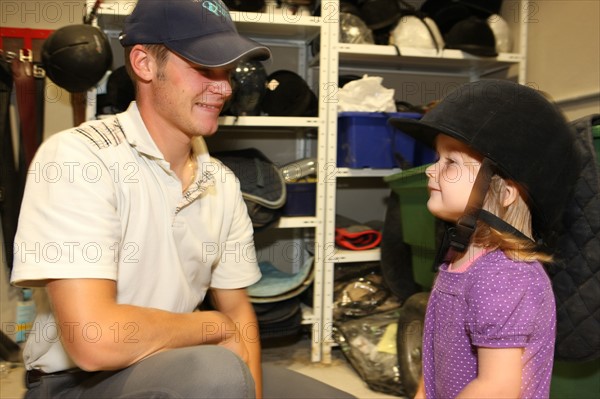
[[201, 0, 231, 20]]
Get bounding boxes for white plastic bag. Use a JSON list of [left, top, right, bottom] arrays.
[[337, 75, 396, 113]]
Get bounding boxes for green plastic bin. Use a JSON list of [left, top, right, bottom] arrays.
[[592, 123, 600, 162], [550, 360, 600, 398], [384, 164, 437, 289]]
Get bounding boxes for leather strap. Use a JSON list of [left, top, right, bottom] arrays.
[[11, 56, 37, 168], [449, 157, 497, 252], [439, 158, 535, 260], [0, 58, 23, 272], [71, 91, 88, 127], [479, 209, 532, 242]]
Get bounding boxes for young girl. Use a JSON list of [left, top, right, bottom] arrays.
[[389, 79, 580, 399]]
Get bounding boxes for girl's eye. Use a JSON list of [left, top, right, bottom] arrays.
[[443, 157, 455, 165]]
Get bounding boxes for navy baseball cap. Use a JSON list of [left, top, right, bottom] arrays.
[[119, 0, 271, 67]]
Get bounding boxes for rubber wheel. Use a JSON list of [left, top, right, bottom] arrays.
[[396, 292, 430, 398]]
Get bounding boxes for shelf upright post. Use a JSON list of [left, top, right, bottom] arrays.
[[317, 0, 341, 365], [518, 0, 529, 84]]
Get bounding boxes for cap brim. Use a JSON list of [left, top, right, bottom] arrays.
[[166, 31, 271, 68]]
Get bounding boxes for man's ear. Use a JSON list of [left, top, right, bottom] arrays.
[[502, 180, 520, 207], [129, 44, 153, 82]]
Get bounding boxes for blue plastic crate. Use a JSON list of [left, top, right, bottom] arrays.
[[283, 182, 316, 216], [337, 112, 423, 168]]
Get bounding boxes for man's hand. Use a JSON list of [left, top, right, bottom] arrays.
[[210, 288, 262, 398], [214, 318, 249, 364]]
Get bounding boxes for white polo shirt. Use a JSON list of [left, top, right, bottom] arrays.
[[11, 102, 261, 373]]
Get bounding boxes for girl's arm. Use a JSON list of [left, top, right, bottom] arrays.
[[414, 375, 426, 399], [456, 347, 523, 399]]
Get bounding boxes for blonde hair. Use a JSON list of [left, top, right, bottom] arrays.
[[471, 174, 553, 263]]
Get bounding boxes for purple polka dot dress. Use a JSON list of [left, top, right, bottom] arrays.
[[422, 250, 556, 398]]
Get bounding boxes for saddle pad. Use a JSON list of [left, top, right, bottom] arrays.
[[248, 257, 314, 299]]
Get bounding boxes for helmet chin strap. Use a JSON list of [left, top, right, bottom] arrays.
[[448, 157, 497, 252], [432, 157, 538, 266], [434, 157, 534, 266]]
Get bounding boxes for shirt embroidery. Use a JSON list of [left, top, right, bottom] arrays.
[[175, 170, 215, 214]]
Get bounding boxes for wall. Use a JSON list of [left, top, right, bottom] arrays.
[[525, 0, 600, 120]]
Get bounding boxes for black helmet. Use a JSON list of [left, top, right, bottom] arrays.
[[226, 60, 267, 116], [389, 79, 580, 247], [444, 16, 497, 57], [261, 70, 318, 117], [42, 24, 112, 93], [105, 66, 135, 113], [358, 0, 402, 30], [420, 0, 502, 33], [420, 0, 472, 35]]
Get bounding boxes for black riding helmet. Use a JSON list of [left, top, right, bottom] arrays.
[[389, 79, 581, 250], [42, 24, 112, 93]]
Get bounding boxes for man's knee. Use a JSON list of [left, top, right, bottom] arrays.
[[102, 346, 255, 399], [159, 346, 255, 398]]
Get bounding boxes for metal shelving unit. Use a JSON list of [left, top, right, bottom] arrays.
[[319, 0, 529, 363]]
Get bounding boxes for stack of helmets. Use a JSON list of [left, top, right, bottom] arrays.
[[420, 0, 512, 56]]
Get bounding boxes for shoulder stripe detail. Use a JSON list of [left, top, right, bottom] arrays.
[[73, 119, 124, 149]]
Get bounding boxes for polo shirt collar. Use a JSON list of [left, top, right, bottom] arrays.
[[117, 102, 164, 160], [116, 102, 211, 165]]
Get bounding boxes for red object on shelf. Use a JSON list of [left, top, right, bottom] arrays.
[[1, 27, 54, 62], [0, 27, 54, 48]]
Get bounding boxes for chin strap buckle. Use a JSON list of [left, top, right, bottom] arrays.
[[449, 214, 477, 252]]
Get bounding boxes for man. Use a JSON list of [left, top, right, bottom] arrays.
[[11, 1, 354, 398]]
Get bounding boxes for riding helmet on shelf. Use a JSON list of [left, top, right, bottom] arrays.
[[420, 0, 502, 33], [358, 0, 402, 30], [225, 60, 268, 116], [261, 70, 318, 117], [340, 12, 375, 44], [390, 15, 445, 52], [42, 24, 112, 93], [487, 14, 513, 53], [444, 16, 498, 57]]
